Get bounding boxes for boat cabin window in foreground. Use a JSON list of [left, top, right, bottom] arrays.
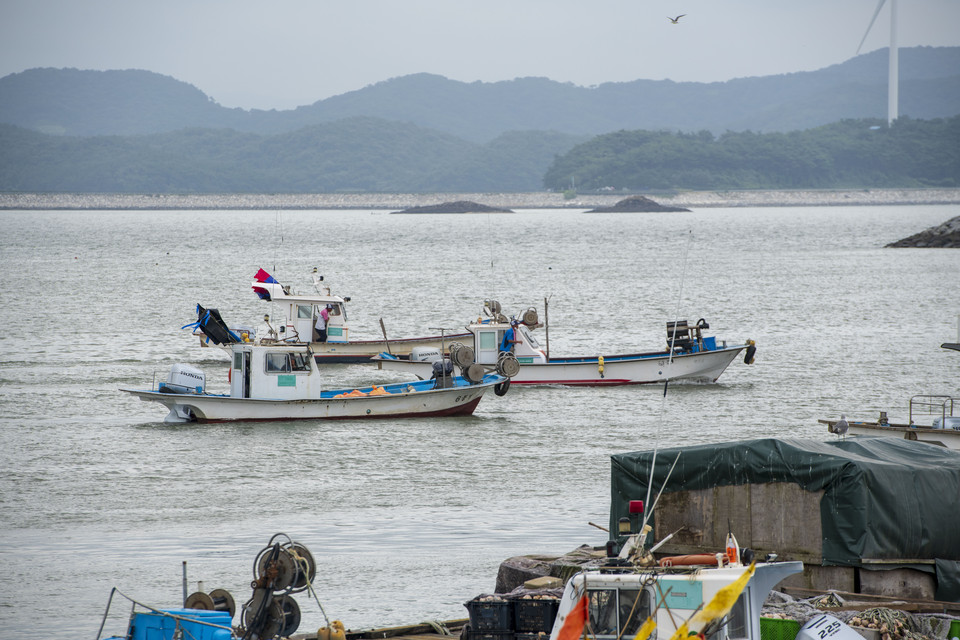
[[585, 586, 747, 640], [588, 588, 651, 639], [264, 352, 312, 373]]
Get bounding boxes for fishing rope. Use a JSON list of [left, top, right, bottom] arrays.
[[641, 229, 693, 534], [289, 546, 331, 628]]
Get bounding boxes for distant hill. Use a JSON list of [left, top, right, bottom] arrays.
[[1, 47, 959, 142], [0, 118, 587, 193]]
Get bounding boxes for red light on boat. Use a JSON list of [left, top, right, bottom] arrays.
[[629, 500, 644, 514]]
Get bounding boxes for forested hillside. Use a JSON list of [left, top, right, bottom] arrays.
[[1, 47, 958, 141], [0, 118, 587, 193], [543, 116, 960, 191]]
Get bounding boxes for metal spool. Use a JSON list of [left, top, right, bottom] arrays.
[[522, 308, 538, 326], [484, 299, 501, 316], [275, 595, 302, 637], [243, 592, 284, 639], [449, 343, 475, 368], [209, 588, 237, 618], [287, 542, 316, 594], [497, 353, 521, 378], [255, 544, 298, 592], [463, 363, 485, 383], [184, 591, 215, 611]]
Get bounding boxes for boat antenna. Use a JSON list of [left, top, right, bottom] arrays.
[[641, 229, 693, 536], [273, 210, 284, 274]]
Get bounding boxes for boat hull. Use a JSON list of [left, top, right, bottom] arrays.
[[377, 345, 747, 386], [819, 419, 960, 450], [123, 376, 497, 423], [199, 332, 472, 364]]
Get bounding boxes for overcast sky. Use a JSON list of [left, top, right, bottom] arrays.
[[3, 0, 959, 111]]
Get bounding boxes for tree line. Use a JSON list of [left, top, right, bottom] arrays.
[[1, 115, 957, 194], [544, 116, 960, 191]]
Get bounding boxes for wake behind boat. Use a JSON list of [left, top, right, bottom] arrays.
[[374, 301, 755, 386], [186, 268, 470, 364], [122, 341, 509, 423]]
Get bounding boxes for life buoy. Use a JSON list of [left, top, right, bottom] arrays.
[[494, 380, 511, 396], [658, 553, 725, 567]]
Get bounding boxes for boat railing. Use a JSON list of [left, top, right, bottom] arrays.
[[909, 395, 956, 424]]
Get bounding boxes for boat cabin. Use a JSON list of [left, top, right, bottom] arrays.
[[470, 320, 547, 365], [229, 343, 323, 400], [549, 562, 802, 640], [251, 278, 350, 344]]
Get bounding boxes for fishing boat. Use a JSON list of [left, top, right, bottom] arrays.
[[99, 533, 324, 640], [186, 268, 470, 364], [547, 559, 804, 640], [373, 301, 755, 386], [820, 395, 960, 449], [121, 341, 509, 423], [820, 340, 959, 449]]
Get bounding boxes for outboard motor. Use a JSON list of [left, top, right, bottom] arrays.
[[430, 358, 455, 389], [159, 364, 205, 394], [410, 346, 442, 362]]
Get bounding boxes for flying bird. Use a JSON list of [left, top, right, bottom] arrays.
[[668, 14, 686, 23]]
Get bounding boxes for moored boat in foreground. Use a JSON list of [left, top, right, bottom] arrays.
[[122, 341, 509, 423], [375, 301, 755, 386]]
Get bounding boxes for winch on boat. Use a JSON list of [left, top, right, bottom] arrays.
[[99, 533, 323, 640]]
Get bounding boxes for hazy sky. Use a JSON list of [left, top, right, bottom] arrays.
[[3, 0, 959, 111]]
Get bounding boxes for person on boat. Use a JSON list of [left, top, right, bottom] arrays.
[[315, 305, 330, 342], [500, 320, 520, 353]]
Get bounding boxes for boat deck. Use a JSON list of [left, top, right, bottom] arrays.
[[293, 619, 468, 640]]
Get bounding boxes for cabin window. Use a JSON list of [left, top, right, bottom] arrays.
[[518, 325, 540, 349], [265, 352, 312, 373], [587, 588, 651, 639], [298, 305, 312, 319], [328, 304, 342, 317], [723, 593, 748, 639], [233, 352, 243, 369], [478, 331, 497, 350]]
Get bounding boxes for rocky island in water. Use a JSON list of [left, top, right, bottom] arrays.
[[391, 200, 513, 214], [886, 215, 960, 248], [586, 195, 690, 213]]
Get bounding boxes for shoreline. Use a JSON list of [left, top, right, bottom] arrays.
[[2, 188, 960, 210]]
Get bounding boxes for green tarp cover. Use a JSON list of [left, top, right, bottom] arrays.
[[609, 438, 960, 599]]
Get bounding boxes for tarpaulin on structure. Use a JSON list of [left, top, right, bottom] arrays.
[[609, 437, 960, 600]]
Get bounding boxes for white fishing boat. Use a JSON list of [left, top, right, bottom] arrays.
[[374, 301, 755, 386], [121, 341, 509, 423], [820, 339, 960, 449], [186, 268, 470, 364], [547, 559, 804, 640], [820, 395, 960, 450]]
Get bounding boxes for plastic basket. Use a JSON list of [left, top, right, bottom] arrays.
[[514, 599, 560, 633], [465, 599, 515, 631], [760, 617, 801, 640]]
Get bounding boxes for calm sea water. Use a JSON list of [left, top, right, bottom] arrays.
[[0, 205, 958, 639]]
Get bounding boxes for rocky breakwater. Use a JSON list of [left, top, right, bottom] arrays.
[[886, 215, 960, 248]]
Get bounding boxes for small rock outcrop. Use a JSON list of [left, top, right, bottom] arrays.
[[586, 195, 690, 213], [886, 215, 960, 248], [391, 200, 513, 214]]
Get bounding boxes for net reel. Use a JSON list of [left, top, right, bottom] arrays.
[[239, 533, 316, 639]]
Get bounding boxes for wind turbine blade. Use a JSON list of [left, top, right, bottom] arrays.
[[857, 0, 888, 54]]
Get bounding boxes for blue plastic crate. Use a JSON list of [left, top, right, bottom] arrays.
[[127, 608, 232, 640]]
